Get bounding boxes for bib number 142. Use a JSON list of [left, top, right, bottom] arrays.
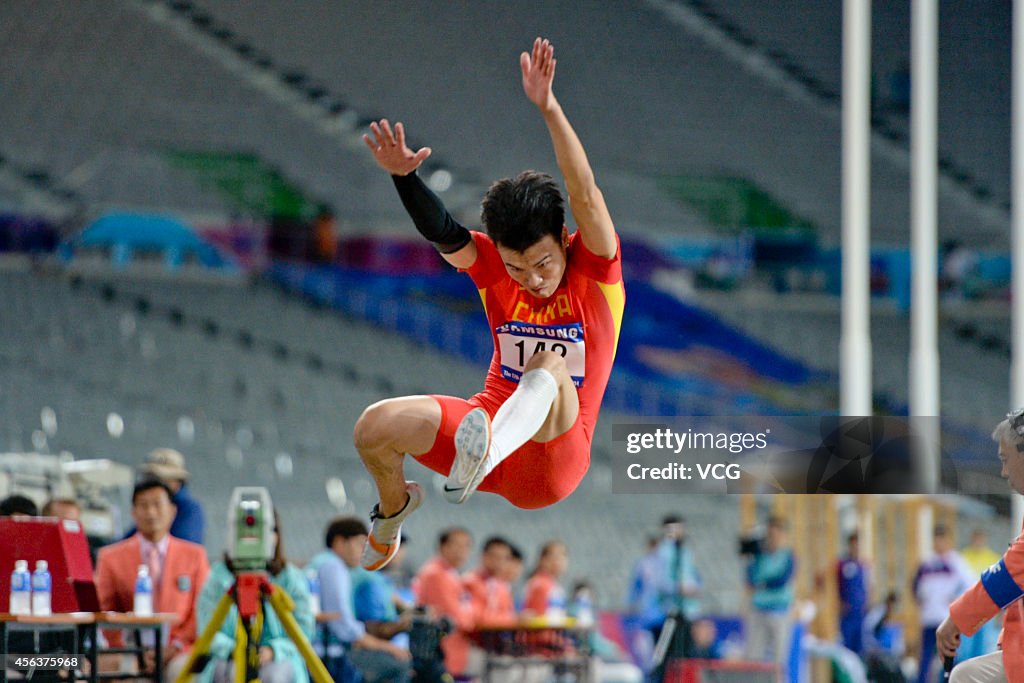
[[496, 321, 585, 387], [513, 339, 568, 366]]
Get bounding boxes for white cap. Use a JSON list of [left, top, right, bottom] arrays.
[[137, 565, 149, 576], [14, 559, 27, 571], [35, 560, 47, 571]]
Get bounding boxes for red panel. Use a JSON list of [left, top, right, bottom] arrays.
[[0, 517, 94, 613]]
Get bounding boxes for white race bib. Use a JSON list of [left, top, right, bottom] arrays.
[[496, 321, 585, 387]]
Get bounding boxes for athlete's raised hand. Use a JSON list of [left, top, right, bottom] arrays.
[[521, 37, 556, 112], [362, 119, 431, 176]]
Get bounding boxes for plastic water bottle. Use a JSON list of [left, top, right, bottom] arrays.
[[574, 592, 595, 627], [133, 565, 153, 616], [9, 560, 31, 615], [545, 587, 567, 624], [307, 569, 321, 615], [31, 560, 52, 616]]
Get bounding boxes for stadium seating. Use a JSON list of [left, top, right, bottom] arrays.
[[0, 264, 751, 609], [696, 289, 1010, 422]]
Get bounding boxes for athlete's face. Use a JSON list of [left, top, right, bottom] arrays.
[[496, 228, 568, 300]]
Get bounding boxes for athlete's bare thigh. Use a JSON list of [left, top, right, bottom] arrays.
[[354, 395, 442, 456]]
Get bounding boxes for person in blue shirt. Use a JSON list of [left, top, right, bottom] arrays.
[[744, 517, 796, 671], [836, 531, 870, 655], [307, 517, 411, 683], [863, 591, 905, 683], [137, 448, 206, 545], [657, 515, 702, 622], [627, 536, 665, 635]]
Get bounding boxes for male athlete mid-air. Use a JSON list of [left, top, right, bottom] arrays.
[[355, 38, 625, 570]]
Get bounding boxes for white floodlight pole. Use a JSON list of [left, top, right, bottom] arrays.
[[910, 0, 940, 493], [841, 0, 873, 416], [1012, 0, 1024, 526]]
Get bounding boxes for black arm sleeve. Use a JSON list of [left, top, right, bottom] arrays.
[[391, 172, 472, 254]]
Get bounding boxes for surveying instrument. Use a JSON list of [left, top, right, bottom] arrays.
[[175, 487, 332, 683]]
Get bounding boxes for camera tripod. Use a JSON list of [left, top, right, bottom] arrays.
[[174, 571, 332, 683]]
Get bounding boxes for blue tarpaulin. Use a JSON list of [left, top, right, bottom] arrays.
[[66, 212, 235, 269]]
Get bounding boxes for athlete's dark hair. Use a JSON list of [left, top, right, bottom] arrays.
[[481, 170, 565, 252]]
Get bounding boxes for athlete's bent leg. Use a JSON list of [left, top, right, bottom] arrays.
[[519, 350, 580, 443], [353, 395, 442, 516], [445, 352, 578, 503], [354, 395, 443, 569]]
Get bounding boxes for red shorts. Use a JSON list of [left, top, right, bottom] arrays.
[[416, 394, 592, 509]]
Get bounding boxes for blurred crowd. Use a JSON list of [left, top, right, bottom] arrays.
[[2, 448, 1005, 683]]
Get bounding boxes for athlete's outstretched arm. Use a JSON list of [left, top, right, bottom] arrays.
[[363, 119, 477, 269], [521, 38, 617, 259]]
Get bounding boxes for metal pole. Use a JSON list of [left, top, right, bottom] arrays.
[[1013, 0, 1024, 526], [910, 0, 940, 493], [841, 0, 873, 416]]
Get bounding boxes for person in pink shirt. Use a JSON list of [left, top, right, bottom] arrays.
[[464, 536, 518, 628], [413, 528, 475, 676], [524, 541, 569, 620]]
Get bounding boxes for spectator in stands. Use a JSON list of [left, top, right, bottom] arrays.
[[0, 494, 38, 517], [381, 534, 416, 605], [312, 206, 339, 264], [196, 508, 313, 683], [939, 240, 981, 300], [743, 516, 796, 672], [627, 535, 664, 636], [413, 527, 476, 677], [504, 543, 525, 585], [464, 536, 517, 627], [95, 479, 209, 681], [938, 408, 1024, 682], [624, 535, 662, 673], [689, 618, 722, 661], [44, 496, 101, 563], [570, 580, 644, 683], [836, 531, 871, 656], [308, 516, 411, 683], [863, 591, 906, 683], [41, 497, 80, 521], [351, 548, 414, 648], [913, 524, 973, 683], [657, 515, 702, 623], [523, 540, 569, 620], [957, 528, 1001, 660], [136, 448, 206, 544], [504, 544, 526, 612]]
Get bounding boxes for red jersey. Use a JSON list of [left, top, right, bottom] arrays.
[[463, 229, 625, 443]]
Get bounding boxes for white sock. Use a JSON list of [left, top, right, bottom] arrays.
[[484, 367, 559, 471]]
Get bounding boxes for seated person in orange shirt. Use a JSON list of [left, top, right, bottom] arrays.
[[464, 536, 518, 628], [413, 527, 476, 677], [523, 541, 569, 620], [95, 479, 210, 680]]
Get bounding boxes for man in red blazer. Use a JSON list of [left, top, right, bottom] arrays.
[[95, 479, 210, 680], [938, 409, 1024, 682]]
